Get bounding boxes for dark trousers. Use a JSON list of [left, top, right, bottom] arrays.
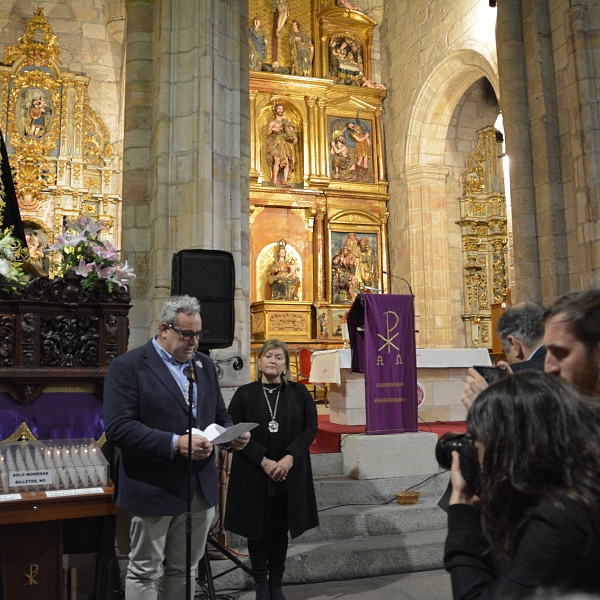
[[248, 492, 289, 585]]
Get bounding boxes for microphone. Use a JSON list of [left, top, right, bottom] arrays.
[[183, 366, 195, 383], [362, 285, 384, 293], [382, 271, 414, 297]]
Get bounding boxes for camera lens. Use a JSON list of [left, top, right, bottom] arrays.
[[435, 431, 480, 494], [435, 431, 466, 470]]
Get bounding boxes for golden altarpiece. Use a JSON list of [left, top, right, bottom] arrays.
[[0, 8, 121, 271], [458, 126, 509, 349], [249, 0, 389, 356]]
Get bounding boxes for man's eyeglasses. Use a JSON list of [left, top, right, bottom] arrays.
[[167, 323, 205, 341]]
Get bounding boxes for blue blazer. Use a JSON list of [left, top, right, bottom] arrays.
[[103, 340, 232, 516]]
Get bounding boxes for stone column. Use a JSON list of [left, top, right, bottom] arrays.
[[122, 0, 155, 348], [566, 5, 600, 287], [496, 0, 541, 302], [404, 166, 453, 348], [123, 0, 250, 361], [520, 0, 569, 300]]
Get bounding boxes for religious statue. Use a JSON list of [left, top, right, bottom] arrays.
[[343, 120, 372, 180], [288, 20, 314, 77], [271, 0, 289, 37], [268, 239, 301, 301], [353, 236, 375, 289], [266, 104, 298, 186], [336, 0, 364, 11], [332, 250, 357, 304], [319, 312, 329, 337], [25, 96, 48, 138], [361, 77, 387, 90], [328, 36, 363, 85], [248, 17, 268, 71], [24, 226, 47, 274], [330, 132, 356, 180]]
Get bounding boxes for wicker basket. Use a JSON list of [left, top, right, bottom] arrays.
[[395, 491, 420, 505]]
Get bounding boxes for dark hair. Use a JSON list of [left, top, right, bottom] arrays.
[[468, 371, 600, 560], [543, 289, 600, 351], [496, 303, 546, 353]]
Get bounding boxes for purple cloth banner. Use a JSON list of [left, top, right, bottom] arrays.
[[0, 392, 104, 442], [348, 294, 417, 434]]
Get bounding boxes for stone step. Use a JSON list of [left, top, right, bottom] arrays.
[[313, 469, 450, 507], [296, 495, 446, 543], [211, 528, 447, 590], [310, 452, 343, 477], [226, 495, 446, 547]]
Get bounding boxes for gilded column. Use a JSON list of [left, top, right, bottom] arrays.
[[375, 108, 386, 183], [316, 97, 328, 179], [249, 90, 260, 181], [304, 95, 317, 179], [314, 201, 327, 302], [379, 210, 389, 293]]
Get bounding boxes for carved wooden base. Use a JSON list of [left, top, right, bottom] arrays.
[[251, 301, 314, 342]]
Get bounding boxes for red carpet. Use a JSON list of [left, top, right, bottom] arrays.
[[310, 414, 467, 454]]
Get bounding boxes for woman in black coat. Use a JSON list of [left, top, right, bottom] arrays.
[[225, 340, 319, 600], [445, 371, 600, 599]]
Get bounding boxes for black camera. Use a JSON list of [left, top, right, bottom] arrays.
[[435, 431, 480, 494]]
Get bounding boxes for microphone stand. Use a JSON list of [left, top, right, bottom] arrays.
[[382, 271, 414, 296], [183, 366, 195, 600]]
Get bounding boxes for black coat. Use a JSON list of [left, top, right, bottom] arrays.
[[224, 380, 319, 540], [510, 346, 547, 373], [445, 497, 600, 599], [103, 340, 232, 516]]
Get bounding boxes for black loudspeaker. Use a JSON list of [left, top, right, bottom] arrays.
[[171, 249, 235, 349]]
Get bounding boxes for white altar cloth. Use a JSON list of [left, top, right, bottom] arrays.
[[309, 348, 491, 384]]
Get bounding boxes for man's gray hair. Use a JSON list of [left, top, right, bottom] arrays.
[[496, 303, 546, 354], [159, 295, 201, 325]]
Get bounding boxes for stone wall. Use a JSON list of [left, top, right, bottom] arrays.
[[380, 0, 498, 348]]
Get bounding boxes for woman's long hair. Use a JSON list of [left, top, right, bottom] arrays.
[[468, 371, 600, 561]]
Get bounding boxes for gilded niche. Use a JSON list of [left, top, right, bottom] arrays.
[[0, 8, 121, 269], [266, 239, 301, 301]]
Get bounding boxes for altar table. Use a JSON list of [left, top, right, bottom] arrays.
[[309, 348, 491, 425]]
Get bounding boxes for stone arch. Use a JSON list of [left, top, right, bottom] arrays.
[[399, 50, 499, 348], [406, 50, 499, 169]]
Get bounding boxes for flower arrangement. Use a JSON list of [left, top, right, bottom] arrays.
[[47, 215, 136, 292], [0, 227, 28, 291]]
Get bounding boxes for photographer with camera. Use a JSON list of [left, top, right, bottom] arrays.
[[444, 371, 600, 599]]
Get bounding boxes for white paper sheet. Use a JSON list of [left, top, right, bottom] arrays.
[[191, 422, 258, 445]]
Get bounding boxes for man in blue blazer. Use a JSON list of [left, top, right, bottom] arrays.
[[104, 295, 249, 600]]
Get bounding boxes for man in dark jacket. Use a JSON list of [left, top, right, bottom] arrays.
[[496, 303, 546, 373], [104, 295, 249, 600]]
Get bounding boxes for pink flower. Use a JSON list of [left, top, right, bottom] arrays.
[[72, 259, 95, 277], [110, 261, 136, 288], [95, 264, 116, 280], [67, 215, 105, 236]]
